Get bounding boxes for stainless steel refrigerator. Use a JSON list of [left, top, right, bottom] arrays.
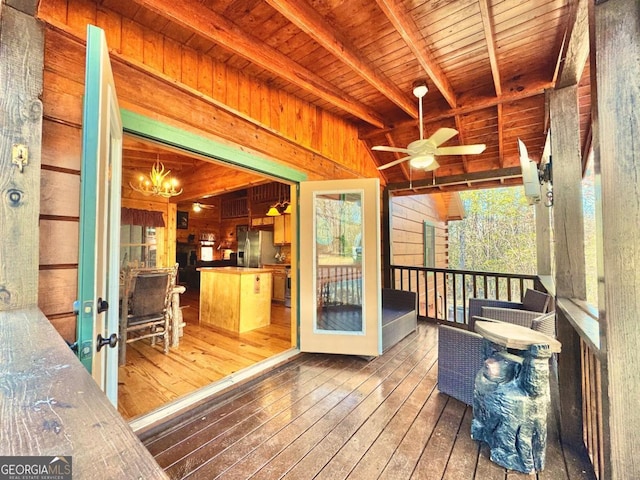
[[236, 228, 278, 267]]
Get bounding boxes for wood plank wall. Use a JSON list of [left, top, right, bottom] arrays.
[[37, 0, 380, 179], [390, 194, 448, 268], [35, 0, 383, 341], [390, 193, 448, 316]]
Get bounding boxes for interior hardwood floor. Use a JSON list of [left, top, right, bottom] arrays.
[[118, 288, 292, 420], [140, 321, 593, 480]]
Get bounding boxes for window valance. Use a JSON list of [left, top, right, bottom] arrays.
[[121, 208, 165, 228]]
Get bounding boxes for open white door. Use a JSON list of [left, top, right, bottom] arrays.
[[76, 25, 122, 406], [299, 178, 381, 356]]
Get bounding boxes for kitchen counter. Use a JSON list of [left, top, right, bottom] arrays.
[[198, 266, 272, 274], [199, 267, 273, 332]]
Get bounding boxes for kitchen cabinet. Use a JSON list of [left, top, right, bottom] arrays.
[[251, 216, 274, 227], [271, 267, 287, 302], [273, 214, 291, 244]]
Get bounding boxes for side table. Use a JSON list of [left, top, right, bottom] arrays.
[[471, 320, 561, 473]]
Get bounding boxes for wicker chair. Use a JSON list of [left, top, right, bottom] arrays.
[[438, 289, 554, 405], [438, 325, 485, 405], [476, 307, 557, 338], [467, 288, 552, 331]]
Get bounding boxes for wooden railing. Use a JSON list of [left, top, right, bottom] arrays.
[[389, 265, 540, 324], [557, 298, 606, 480], [582, 338, 605, 479]]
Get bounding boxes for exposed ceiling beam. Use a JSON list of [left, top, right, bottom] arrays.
[[556, 0, 590, 88], [360, 80, 554, 139], [387, 166, 522, 192], [265, 0, 418, 119], [478, 0, 502, 97], [454, 116, 469, 173], [478, 0, 505, 169], [497, 104, 505, 168], [130, 0, 386, 128], [375, 0, 457, 108]]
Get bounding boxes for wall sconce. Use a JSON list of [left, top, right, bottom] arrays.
[[129, 161, 182, 198]]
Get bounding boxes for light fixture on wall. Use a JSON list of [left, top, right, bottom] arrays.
[[129, 159, 183, 198]]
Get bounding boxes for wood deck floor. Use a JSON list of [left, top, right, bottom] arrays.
[[140, 321, 594, 480]]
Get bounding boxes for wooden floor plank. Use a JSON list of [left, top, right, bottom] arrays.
[[442, 407, 481, 480], [167, 356, 367, 478], [377, 386, 449, 477], [344, 356, 440, 479], [278, 329, 437, 480], [158, 356, 352, 470], [412, 397, 467, 480], [313, 348, 438, 479], [244, 333, 431, 480], [140, 321, 595, 480], [145, 354, 332, 456]]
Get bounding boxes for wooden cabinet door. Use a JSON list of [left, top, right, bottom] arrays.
[[274, 215, 285, 244], [272, 269, 286, 301], [284, 215, 292, 244]]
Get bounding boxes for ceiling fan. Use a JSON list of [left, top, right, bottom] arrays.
[[373, 81, 487, 171]]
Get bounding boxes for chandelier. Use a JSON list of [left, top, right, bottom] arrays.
[[129, 161, 183, 198]]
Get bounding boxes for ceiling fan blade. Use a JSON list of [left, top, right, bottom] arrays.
[[377, 155, 411, 170], [436, 144, 486, 155], [427, 127, 459, 147], [372, 145, 411, 154]]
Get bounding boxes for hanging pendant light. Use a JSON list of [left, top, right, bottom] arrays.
[[266, 205, 281, 216]]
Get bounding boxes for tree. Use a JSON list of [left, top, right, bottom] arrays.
[[449, 187, 536, 275]]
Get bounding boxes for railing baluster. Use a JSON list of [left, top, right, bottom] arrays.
[[385, 266, 540, 323]]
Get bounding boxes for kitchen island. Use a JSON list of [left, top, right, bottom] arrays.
[[198, 267, 273, 333]]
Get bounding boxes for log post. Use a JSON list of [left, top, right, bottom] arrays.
[[0, 3, 43, 310], [593, 0, 640, 478], [550, 85, 586, 300]]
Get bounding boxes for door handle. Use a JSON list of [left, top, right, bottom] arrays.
[[97, 297, 109, 314], [96, 333, 118, 352]]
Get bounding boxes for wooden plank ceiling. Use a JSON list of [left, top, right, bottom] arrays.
[[113, 0, 590, 194]]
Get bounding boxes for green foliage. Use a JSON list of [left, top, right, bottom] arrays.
[[449, 187, 536, 274]]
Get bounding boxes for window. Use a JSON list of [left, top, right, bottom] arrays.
[[423, 221, 435, 267], [120, 225, 157, 269]]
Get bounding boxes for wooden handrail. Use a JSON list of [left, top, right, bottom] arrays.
[[0, 308, 167, 478], [388, 265, 539, 324]]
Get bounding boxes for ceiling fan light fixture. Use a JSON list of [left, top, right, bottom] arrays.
[[192, 202, 202, 212], [409, 154, 436, 169], [412, 81, 428, 99]]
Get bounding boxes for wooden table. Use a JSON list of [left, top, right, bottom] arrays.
[[198, 267, 273, 333]]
